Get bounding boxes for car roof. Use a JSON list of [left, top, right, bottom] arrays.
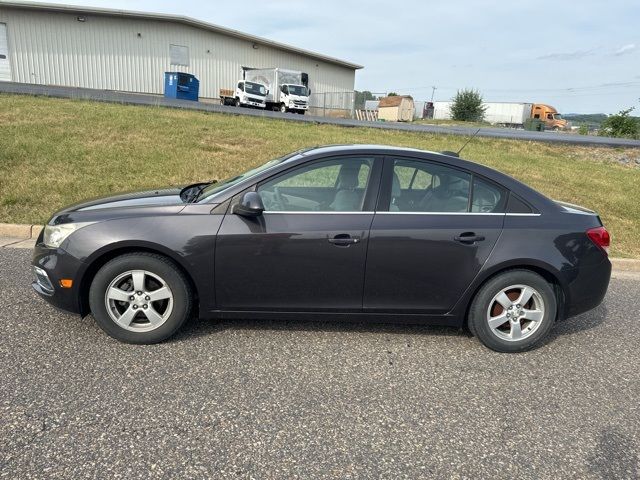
[[299, 144, 448, 158]]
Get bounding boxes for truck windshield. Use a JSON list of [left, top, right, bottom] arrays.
[[554, 114, 563, 120], [245, 82, 266, 96], [287, 85, 308, 96]]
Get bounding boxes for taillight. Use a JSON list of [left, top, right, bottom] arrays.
[[586, 227, 610, 255]]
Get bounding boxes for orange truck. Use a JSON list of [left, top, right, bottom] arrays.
[[531, 104, 569, 131]]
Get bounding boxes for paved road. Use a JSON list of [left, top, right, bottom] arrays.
[[1, 248, 638, 479], [2, 82, 640, 149]]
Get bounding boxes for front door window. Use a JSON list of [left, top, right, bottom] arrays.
[[257, 157, 374, 212]]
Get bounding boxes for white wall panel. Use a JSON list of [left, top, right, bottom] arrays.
[[0, 7, 356, 99]]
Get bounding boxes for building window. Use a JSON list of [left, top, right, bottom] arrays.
[[169, 44, 190, 66]]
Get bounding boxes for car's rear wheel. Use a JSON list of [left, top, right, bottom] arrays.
[[468, 270, 557, 353], [89, 253, 192, 344]]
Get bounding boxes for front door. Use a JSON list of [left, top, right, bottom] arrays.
[[364, 156, 506, 314], [0, 24, 11, 82], [215, 155, 382, 311]]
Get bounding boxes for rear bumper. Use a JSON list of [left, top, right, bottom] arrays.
[[31, 243, 85, 315], [563, 257, 612, 318]]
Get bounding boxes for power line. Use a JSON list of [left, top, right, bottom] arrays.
[[395, 81, 640, 93]]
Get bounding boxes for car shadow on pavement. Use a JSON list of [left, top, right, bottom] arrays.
[[549, 302, 607, 338], [174, 302, 609, 346], [174, 316, 471, 342]]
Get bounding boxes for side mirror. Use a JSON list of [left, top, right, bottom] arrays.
[[266, 89, 269, 95], [232, 191, 264, 217], [308, 89, 311, 96]]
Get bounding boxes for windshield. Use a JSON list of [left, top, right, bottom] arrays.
[[286, 85, 308, 96], [245, 81, 266, 96], [196, 150, 305, 202], [553, 113, 563, 120]]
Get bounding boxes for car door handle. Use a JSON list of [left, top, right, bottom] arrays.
[[328, 234, 360, 246], [454, 232, 485, 244]]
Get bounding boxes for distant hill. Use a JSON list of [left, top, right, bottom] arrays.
[[563, 113, 608, 126]]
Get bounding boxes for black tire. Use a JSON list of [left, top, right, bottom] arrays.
[[279, 103, 287, 113], [468, 270, 557, 353], [298, 110, 305, 115], [234, 98, 241, 107], [89, 252, 192, 344]]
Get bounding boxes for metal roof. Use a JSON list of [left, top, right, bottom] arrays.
[[0, 0, 364, 69]]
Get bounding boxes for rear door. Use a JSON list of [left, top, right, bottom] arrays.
[[215, 155, 382, 311], [363, 156, 506, 314], [0, 24, 11, 82]]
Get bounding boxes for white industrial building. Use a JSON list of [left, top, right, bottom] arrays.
[[0, 1, 362, 113]]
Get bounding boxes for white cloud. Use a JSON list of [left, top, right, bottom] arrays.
[[613, 44, 636, 56]]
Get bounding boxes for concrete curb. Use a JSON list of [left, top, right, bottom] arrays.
[[0, 223, 42, 240], [0, 222, 638, 271], [610, 258, 640, 272]]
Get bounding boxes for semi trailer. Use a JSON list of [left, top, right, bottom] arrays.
[[431, 102, 569, 130]]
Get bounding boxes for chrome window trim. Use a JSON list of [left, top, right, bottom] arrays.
[[375, 212, 505, 216], [262, 211, 373, 215], [260, 211, 541, 216]]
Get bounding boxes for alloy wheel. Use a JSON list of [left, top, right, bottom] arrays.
[[486, 284, 545, 342], [104, 270, 173, 332]]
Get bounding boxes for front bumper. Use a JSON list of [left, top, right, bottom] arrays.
[[243, 99, 266, 108], [31, 242, 85, 315], [289, 103, 308, 110]]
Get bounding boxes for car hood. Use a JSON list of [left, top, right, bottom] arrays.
[[54, 186, 184, 215]]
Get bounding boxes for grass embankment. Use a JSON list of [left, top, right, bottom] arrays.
[[0, 93, 638, 257]]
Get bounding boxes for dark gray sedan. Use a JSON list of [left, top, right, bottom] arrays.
[[32, 145, 611, 352]]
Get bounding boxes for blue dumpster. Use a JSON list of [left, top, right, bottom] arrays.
[[164, 72, 199, 101]]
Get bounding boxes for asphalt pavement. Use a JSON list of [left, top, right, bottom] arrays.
[[2, 82, 640, 149], [1, 248, 639, 479]]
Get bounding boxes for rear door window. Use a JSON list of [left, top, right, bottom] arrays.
[[387, 158, 471, 212], [383, 157, 508, 213], [471, 177, 507, 213]]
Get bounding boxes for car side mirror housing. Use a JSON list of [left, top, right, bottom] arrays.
[[232, 191, 265, 217]]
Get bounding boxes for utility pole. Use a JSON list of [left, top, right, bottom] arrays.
[[430, 86, 437, 102]]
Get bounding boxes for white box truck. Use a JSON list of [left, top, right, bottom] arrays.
[[243, 68, 310, 114], [219, 80, 268, 109]]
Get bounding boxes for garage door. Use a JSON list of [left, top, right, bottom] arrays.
[[0, 23, 11, 82]]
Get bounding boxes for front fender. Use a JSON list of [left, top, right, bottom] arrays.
[[64, 213, 223, 315]]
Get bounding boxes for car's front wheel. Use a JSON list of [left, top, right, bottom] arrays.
[[89, 253, 192, 344], [468, 270, 557, 353]]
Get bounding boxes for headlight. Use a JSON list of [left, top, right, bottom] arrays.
[[43, 222, 94, 248]]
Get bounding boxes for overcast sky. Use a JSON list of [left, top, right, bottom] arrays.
[[27, 0, 640, 113]]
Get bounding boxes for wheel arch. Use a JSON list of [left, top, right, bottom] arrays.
[[77, 242, 200, 317], [457, 260, 568, 327]]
